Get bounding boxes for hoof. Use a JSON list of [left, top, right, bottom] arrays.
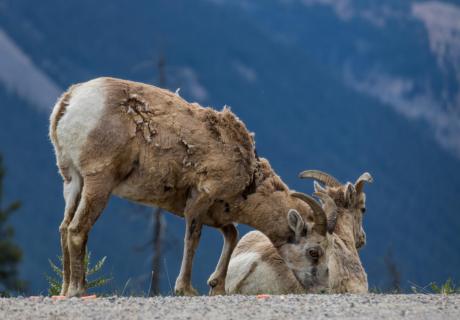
[[208, 278, 218, 287], [59, 283, 69, 296], [207, 278, 226, 296], [66, 285, 85, 298], [175, 286, 199, 296]]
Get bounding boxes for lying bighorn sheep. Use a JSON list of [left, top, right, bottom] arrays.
[[49, 77, 330, 297], [226, 171, 373, 294], [225, 192, 333, 295]]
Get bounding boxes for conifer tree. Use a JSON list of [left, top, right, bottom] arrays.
[[0, 154, 26, 296]]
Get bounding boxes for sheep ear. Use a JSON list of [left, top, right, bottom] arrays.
[[314, 181, 327, 194], [345, 183, 356, 205], [287, 209, 305, 238]]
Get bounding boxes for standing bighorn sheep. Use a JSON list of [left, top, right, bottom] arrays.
[[226, 171, 373, 294], [49, 77, 330, 297]]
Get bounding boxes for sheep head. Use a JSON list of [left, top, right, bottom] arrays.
[[299, 170, 373, 249], [275, 193, 337, 292]]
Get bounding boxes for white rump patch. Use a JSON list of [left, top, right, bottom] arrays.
[[56, 78, 107, 167]]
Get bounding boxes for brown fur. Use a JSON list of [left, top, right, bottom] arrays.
[[90, 78, 257, 217], [50, 77, 326, 297]]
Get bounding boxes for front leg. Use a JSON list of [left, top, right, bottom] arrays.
[[174, 191, 212, 296], [208, 224, 238, 295]]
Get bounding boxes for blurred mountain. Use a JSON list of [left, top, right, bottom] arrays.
[[0, 0, 459, 294]]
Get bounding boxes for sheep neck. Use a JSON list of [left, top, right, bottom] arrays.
[[234, 176, 293, 248], [237, 199, 292, 248], [332, 209, 358, 254]]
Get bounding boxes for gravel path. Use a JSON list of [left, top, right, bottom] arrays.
[[1, 294, 459, 320]]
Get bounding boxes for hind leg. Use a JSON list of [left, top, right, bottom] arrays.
[[66, 173, 114, 297], [58, 169, 82, 296], [208, 224, 238, 295]]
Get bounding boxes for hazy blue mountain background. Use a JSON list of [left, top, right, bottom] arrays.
[[0, 0, 459, 294]]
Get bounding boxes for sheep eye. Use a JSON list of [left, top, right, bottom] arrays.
[[361, 208, 366, 214], [308, 249, 319, 259]]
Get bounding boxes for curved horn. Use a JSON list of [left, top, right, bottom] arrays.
[[299, 170, 341, 187], [314, 191, 338, 234], [354, 172, 373, 194], [291, 192, 327, 235]]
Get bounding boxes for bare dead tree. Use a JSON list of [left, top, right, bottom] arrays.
[[384, 247, 401, 293], [149, 55, 167, 296], [149, 207, 164, 295]]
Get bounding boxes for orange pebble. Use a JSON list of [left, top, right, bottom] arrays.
[[256, 294, 271, 299], [51, 295, 67, 300], [81, 295, 97, 300]]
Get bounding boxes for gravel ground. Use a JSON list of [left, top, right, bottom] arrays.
[[1, 294, 459, 320]]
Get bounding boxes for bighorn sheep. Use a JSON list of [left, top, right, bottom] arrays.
[[49, 77, 330, 297], [226, 171, 373, 294]]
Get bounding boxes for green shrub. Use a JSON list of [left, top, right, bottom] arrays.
[[0, 154, 27, 296], [46, 249, 111, 296]]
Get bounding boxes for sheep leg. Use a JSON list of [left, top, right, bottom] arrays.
[[207, 224, 238, 295], [58, 173, 82, 296], [66, 174, 113, 297], [174, 191, 211, 296]]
